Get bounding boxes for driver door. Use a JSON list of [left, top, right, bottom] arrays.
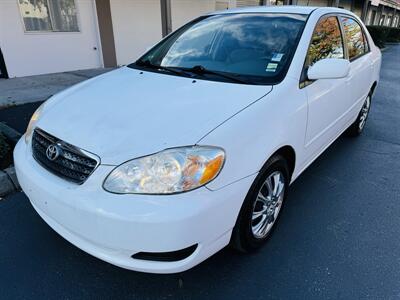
[[302, 15, 350, 159]]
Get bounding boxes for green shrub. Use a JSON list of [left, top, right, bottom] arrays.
[[386, 27, 400, 43], [367, 25, 400, 48]]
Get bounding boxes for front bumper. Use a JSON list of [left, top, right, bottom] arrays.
[[14, 139, 256, 273]]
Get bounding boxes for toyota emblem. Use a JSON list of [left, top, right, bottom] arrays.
[[46, 144, 61, 161]]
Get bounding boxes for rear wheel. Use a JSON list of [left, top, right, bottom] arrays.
[[231, 155, 289, 252], [347, 94, 371, 137]]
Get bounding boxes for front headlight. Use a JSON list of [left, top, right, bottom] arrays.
[[103, 146, 225, 194], [25, 103, 45, 143]]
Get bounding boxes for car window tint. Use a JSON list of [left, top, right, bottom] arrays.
[[340, 17, 367, 60], [306, 16, 344, 67]]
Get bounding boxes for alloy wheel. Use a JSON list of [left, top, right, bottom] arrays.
[[251, 171, 285, 239], [359, 95, 371, 131]]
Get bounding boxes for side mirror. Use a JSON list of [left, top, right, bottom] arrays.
[[307, 58, 350, 80]]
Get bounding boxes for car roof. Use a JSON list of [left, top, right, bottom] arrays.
[[208, 5, 351, 16]]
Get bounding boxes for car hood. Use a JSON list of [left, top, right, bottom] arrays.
[[37, 67, 272, 165]]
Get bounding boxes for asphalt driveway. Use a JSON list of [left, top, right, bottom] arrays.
[[0, 45, 399, 299]]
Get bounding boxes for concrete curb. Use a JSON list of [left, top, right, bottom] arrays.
[[0, 123, 21, 196], [0, 166, 19, 197], [0, 67, 115, 107], [0, 98, 47, 110], [5, 166, 20, 190], [0, 122, 22, 144]]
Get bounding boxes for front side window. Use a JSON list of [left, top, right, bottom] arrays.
[[18, 0, 79, 32], [305, 16, 344, 67], [340, 17, 367, 60], [132, 13, 308, 85]]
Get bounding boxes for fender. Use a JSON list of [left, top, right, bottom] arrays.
[[202, 77, 308, 191]]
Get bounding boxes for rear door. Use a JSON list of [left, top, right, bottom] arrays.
[[339, 16, 373, 118], [302, 15, 350, 158]]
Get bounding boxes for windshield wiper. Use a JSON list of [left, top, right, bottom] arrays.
[[135, 61, 250, 84], [135, 59, 188, 77], [180, 65, 249, 84]]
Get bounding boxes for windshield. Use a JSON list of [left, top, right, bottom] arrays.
[[130, 13, 308, 85]]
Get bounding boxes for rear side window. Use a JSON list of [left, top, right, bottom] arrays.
[[340, 17, 368, 60], [305, 16, 344, 67]]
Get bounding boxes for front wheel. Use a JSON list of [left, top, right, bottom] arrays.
[[347, 94, 371, 137], [230, 155, 289, 252]]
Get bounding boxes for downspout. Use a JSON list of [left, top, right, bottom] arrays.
[[160, 0, 172, 37]]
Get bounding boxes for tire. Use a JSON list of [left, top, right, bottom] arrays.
[[230, 154, 290, 252], [346, 93, 372, 137]]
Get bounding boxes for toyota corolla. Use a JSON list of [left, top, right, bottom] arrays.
[[14, 6, 381, 273]]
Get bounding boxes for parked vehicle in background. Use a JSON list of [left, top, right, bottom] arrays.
[[14, 6, 381, 273]]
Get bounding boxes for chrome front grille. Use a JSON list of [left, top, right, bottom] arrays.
[[31, 128, 99, 184]]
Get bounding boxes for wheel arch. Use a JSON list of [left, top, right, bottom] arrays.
[[370, 81, 378, 96], [266, 145, 296, 181], [230, 144, 296, 251]]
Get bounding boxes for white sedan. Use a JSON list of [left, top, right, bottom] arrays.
[[14, 6, 381, 273]]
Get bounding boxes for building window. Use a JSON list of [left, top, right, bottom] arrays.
[[18, 0, 79, 32], [269, 0, 285, 5]]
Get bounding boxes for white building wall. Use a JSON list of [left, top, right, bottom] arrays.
[[110, 0, 163, 66], [0, 0, 102, 78], [170, 0, 237, 30], [339, 0, 353, 11], [236, 0, 263, 6], [296, 0, 329, 7]]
